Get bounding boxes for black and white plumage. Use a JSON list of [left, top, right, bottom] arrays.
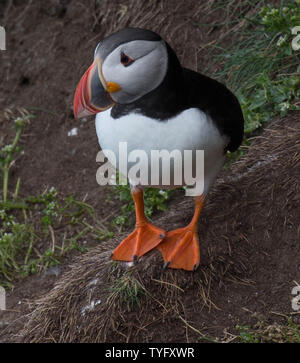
[[74, 27, 244, 271], [101, 28, 243, 151]]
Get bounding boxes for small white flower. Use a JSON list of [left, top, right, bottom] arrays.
[[270, 8, 278, 15], [2, 144, 13, 153], [276, 35, 287, 47], [3, 232, 13, 239], [279, 102, 290, 111]]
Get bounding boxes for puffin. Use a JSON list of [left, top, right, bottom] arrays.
[[73, 28, 244, 271]]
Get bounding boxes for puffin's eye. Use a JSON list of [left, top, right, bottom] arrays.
[[120, 52, 134, 67]]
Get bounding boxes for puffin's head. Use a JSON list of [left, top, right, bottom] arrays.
[[73, 28, 169, 118]]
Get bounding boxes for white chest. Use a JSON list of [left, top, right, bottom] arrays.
[[95, 108, 227, 192]]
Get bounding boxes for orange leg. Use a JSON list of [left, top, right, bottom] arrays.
[[157, 195, 205, 271], [112, 187, 166, 263]]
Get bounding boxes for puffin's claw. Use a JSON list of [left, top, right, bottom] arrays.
[[133, 254, 138, 265], [163, 261, 170, 270]]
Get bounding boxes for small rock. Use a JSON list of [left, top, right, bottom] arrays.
[[68, 128, 78, 137]]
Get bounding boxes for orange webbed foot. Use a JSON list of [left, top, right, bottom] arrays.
[[157, 227, 200, 271], [157, 195, 205, 271], [112, 221, 165, 263]]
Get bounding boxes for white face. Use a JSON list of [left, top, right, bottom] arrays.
[[100, 40, 168, 104]]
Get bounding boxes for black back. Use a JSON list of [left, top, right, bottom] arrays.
[[181, 69, 244, 152]]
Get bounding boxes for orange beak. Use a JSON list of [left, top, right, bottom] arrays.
[[73, 58, 120, 119]]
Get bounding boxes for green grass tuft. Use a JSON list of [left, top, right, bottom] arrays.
[[207, 0, 300, 137], [107, 271, 146, 310]]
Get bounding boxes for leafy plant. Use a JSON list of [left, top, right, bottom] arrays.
[[207, 0, 300, 137], [0, 185, 114, 288], [113, 181, 173, 228], [0, 112, 33, 203], [236, 325, 260, 343], [0, 212, 36, 284]]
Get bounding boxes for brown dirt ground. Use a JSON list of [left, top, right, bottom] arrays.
[[0, 0, 299, 343]]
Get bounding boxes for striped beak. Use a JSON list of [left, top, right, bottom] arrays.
[[73, 58, 120, 119]]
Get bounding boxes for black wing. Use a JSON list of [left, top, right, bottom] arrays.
[[183, 68, 244, 152]]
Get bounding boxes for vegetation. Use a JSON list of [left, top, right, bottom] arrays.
[[0, 112, 112, 288], [210, 0, 300, 136], [236, 319, 300, 343], [113, 180, 172, 229], [107, 270, 146, 310]]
